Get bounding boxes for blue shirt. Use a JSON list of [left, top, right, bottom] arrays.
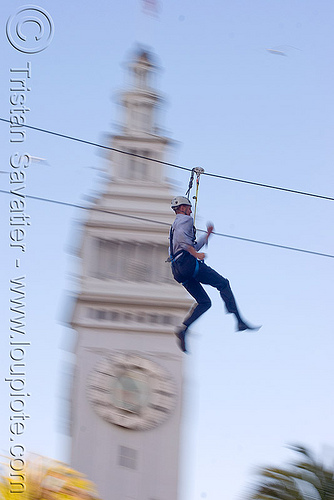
[[170, 214, 207, 256]]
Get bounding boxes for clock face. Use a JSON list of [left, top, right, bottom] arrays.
[[86, 353, 177, 430]]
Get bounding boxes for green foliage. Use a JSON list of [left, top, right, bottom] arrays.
[[249, 445, 334, 500]]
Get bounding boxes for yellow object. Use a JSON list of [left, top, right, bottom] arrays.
[[0, 455, 101, 500]]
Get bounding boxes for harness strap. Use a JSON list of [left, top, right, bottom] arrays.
[[193, 259, 200, 278], [169, 225, 200, 285], [168, 226, 174, 261], [168, 250, 185, 263], [168, 226, 185, 262]]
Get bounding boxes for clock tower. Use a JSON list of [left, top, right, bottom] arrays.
[[70, 49, 192, 500]]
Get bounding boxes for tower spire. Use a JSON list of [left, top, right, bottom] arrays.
[[129, 49, 155, 89], [121, 48, 161, 136]]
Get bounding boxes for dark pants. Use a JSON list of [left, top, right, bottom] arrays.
[[182, 261, 243, 328]]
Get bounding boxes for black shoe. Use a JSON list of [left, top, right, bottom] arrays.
[[175, 326, 188, 353], [237, 321, 261, 332]]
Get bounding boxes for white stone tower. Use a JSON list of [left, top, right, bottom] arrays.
[[70, 49, 192, 500]]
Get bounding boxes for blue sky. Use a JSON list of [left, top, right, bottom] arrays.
[[1, 1, 334, 499]]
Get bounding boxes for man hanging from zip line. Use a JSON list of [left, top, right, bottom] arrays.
[[169, 195, 260, 353]]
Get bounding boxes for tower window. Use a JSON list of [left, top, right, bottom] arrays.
[[97, 310, 106, 320], [118, 446, 137, 470], [128, 149, 148, 181], [92, 239, 174, 284]]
